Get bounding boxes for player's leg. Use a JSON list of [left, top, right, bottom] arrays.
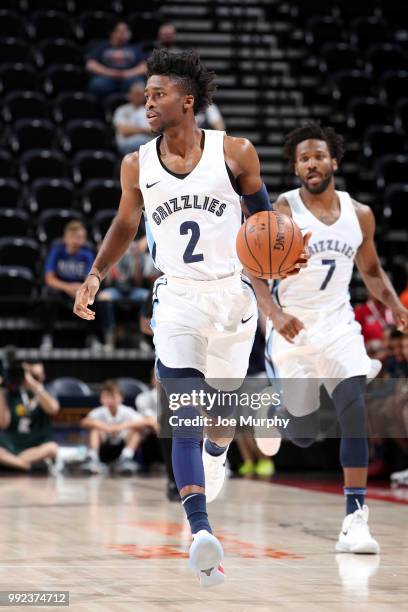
[[0, 445, 30, 470], [331, 376, 379, 554], [18, 441, 58, 466], [157, 359, 224, 586]]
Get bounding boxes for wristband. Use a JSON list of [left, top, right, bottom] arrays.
[[88, 272, 101, 285]]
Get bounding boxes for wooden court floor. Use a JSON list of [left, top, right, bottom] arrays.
[[0, 474, 406, 611]]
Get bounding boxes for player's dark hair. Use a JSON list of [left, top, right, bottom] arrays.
[[283, 122, 345, 169], [147, 48, 216, 113]]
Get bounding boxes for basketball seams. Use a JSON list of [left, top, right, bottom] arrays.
[[243, 216, 263, 276], [278, 216, 295, 275]]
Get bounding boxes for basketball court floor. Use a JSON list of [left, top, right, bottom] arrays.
[[0, 474, 406, 611]]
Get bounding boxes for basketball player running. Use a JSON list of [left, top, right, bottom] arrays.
[[73, 49, 307, 586], [253, 123, 408, 554]]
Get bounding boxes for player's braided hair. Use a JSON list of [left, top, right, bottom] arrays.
[[283, 122, 345, 169], [147, 48, 216, 114]]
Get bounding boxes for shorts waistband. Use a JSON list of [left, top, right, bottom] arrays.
[[166, 273, 243, 292]]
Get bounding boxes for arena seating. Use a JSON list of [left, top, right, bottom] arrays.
[[0, 0, 406, 360]]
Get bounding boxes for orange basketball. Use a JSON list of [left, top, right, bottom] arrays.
[[236, 211, 304, 279]]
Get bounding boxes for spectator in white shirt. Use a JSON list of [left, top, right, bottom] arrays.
[[196, 103, 225, 131], [113, 82, 152, 154], [80, 379, 157, 475]]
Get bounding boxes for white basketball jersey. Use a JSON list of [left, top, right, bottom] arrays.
[[277, 188, 363, 311], [139, 130, 242, 280]]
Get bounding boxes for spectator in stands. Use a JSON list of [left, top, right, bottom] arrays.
[[196, 103, 225, 131], [383, 328, 407, 377], [86, 21, 147, 98], [80, 379, 156, 475], [97, 238, 153, 349], [354, 295, 394, 343], [113, 82, 152, 154], [155, 22, 180, 53], [42, 221, 94, 350], [0, 360, 60, 473], [400, 278, 408, 309]]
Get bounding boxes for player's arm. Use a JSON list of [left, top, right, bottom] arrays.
[[73, 153, 144, 320], [355, 202, 408, 332]]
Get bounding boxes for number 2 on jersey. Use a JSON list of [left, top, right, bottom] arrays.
[[180, 221, 204, 263], [320, 259, 336, 290]]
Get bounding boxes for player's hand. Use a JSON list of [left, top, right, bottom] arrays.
[[271, 309, 304, 343], [281, 231, 312, 278], [73, 276, 100, 320], [392, 305, 408, 333]]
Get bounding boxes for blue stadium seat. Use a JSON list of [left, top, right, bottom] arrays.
[[46, 377, 92, 398]]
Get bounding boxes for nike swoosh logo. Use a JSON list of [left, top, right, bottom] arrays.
[[342, 530, 348, 536], [241, 315, 254, 324], [146, 181, 160, 189]]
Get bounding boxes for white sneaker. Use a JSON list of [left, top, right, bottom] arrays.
[[202, 439, 228, 503], [189, 530, 224, 587], [335, 504, 380, 554], [390, 467, 408, 487], [80, 458, 106, 475]]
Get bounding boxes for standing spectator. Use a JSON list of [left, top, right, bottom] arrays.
[[42, 221, 94, 349], [0, 359, 60, 473], [80, 379, 157, 475], [86, 22, 147, 98], [113, 82, 152, 154], [196, 103, 225, 131]]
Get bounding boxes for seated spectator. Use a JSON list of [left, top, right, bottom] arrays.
[[0, 359, 60, 473], [42, 221, 94, 349], [113, 82, 152, 154], [86, 21, 147, 98], [196, 103, 225, 131], [383, 328, 407, 377], [155, 22, 180, 53], [354, 295, 394, 343], [80, 379, 157, 475], [97, 238, 153, 349]]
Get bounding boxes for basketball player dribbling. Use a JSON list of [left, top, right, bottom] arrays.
[[252, 122, 408, 554], [73, 49, 308, 586]]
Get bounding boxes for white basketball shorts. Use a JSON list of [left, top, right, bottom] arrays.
[[151, 274, 258, 385]]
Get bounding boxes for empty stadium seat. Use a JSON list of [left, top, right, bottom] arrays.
[[320, 43, 359, 73], [2, 91, 50, 123], [54, 92, 100, 123], [395, 98, 408, 133], [376, 155, 408, 190], [366, 43, 407, 78], [81, 179, 121, 214], [21, 0, 70, 12], [383, 183, 408, 229], [0, 63, 38, 93], [0, 150, 16, 178], [30, 178, 75, 213], [380, 71, 408, 105], [103, 92, 127, 122], [0, 237, 41, 273], [0, 266, 36, 297], [63, 119, 111, 155], [0, 178, 21, 206], [363, 126, 405, 159], [0, 209, 29, 237], [35, 38, 83, 69], [117, 377, 149, 401], [72, 150, 117, 184], [0, 10, 24, 38], [46, 377, 92, 398], [20, 149, 68, 183], [347, 97, 391, 133], [331, 70, 373, 105], [37, 208, 85, 243], [27, 10, 75, 40], [72, 0, 122, 13], [338, 0, 381, 22], [351, 17, 392, 50], [127, 12, 161, 40], [92, 209, 116, 242], [43, 64, 88, 96], [0, 37, 30, 64], [76, 12, 116, 43], [10, 118, 56, 153], [305, 16, 344, 49]]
